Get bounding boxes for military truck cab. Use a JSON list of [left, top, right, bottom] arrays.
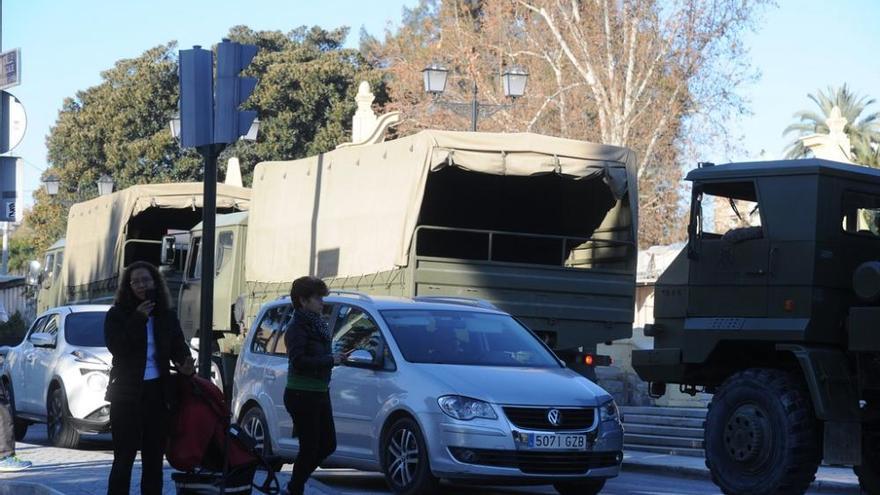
[[633, 159, 880, 495]]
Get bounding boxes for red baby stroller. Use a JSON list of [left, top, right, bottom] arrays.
[[167, 373, 281, 495]]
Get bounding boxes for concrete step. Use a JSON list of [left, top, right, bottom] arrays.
[[624, 423, 705, 439], [622, 413, 705, 429], [623, 444, 706, 458], [620, 406, 707, 419], [624, 433, 704, 450]]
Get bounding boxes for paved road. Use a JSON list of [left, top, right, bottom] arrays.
[[312, 468, 860, 495], [2, 425, 860, 495]]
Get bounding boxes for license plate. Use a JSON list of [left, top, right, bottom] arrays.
[[519, 432, 587, 451]]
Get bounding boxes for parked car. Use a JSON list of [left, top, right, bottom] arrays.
[[231, 293, 623, 495], [0, 305, 112, 448]]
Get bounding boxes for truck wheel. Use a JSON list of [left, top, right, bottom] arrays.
[[854, 424, 880, 494], [704, 368, 821, 495]]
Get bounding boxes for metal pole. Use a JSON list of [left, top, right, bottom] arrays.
[[470, 80, 478, 132], [197, 144, 218, 379]]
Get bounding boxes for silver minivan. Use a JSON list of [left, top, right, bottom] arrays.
[[231, 293, 623, 495]]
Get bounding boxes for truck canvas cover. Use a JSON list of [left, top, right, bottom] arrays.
[[247, 129, 637, 284], [64, 183, 252, 292]]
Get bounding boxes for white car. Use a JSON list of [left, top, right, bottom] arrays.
[[232, 294, 623, 495], [0, 305, 112, 448]]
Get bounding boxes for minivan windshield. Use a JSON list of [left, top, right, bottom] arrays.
[[381, 310, 560, 367], [65, 312, 108, 347]]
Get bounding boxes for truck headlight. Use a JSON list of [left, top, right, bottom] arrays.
[[438, 395, 498, 421], [599, 399, 620, 422]]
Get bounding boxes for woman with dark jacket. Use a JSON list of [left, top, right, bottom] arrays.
[[284, 276, 344, 495], [104, 261, 194, 495]]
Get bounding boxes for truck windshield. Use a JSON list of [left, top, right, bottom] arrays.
[[64, 312, 108, 347], [380, 309, 560, 367]]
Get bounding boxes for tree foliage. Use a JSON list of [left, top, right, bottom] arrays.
[[21, 25, 386, 261], [783, 84, 880, 166], [363, 0, 770, 246]]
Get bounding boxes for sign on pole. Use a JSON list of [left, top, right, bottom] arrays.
[[0, 91, 25, 154], [0, 49, 21, 91], [0, 157, 17, 222]]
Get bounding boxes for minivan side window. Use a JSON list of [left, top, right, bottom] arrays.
[[274, 303, 336, 357], [332, 305, 390, 368], [251, 306, 286, 355]]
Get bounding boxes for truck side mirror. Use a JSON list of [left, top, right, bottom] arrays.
[[26, 260, 42, 286], [161, 236, 176, 265]]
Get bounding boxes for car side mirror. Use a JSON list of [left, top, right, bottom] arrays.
[[30, 333, 56, 348], [346, 349, 377, 368], [161, 236, 176, 266]]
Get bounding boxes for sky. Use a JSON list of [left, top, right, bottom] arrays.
[[3, 0, 880, 209]]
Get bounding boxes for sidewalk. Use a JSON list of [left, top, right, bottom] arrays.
[[622, 450, 861, 493], [0, 425, 338, 495]]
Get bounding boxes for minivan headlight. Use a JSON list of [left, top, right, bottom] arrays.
[[438, 395, 497, 421], [599, 398, 620, 422]]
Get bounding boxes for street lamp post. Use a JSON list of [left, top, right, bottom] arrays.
[[41, 174, 115, 204], [422, 63, 529, 131]]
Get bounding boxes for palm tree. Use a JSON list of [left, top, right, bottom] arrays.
[[783, 84, 880, 165]]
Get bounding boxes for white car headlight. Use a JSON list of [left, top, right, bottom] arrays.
[[438, 395, 497, 421], [86, 372, 109, 391], [599, 398, 620, 422], [72, 349, 107, 366]]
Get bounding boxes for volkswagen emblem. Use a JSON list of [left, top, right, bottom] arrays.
[[547, 408, 561, 426]]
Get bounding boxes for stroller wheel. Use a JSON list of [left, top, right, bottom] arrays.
[[241, 406, 273, 457]]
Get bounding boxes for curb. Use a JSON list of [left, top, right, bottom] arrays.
[[622, 460, 861, 493]]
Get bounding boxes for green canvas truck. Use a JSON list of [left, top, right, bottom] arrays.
[[34, 183, 251, 315], [632, 159, 880, 494], [180, 130, 640, 380]]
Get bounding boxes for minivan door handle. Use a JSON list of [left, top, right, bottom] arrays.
[[263, 370, 276, 381]]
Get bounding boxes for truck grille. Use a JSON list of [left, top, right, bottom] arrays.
[[503, 407, 596, 431], [449, 447, 620, 474]]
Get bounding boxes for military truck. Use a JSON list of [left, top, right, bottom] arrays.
[[35, 183, 251, 315], [176, 130, 639, 379], [632, 159, 880, 494]]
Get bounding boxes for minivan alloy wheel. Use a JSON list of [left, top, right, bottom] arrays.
[[388, 428, 420, 486], [381, 417, 437, 495], [241, 406, 271, 456]]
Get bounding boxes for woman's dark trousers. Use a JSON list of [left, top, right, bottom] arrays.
[[284, 388, 337, 495], [0, 381, 15, 458], [108, 379, 167, 495]]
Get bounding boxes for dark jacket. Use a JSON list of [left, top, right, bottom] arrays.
[[285, 317, 333, 384], [104, 304, 191, 403]]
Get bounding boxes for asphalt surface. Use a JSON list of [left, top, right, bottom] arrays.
[[3, 424, 861, 495]]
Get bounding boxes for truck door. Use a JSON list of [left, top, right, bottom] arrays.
[[688, 180, 769, 317], [179, 236, 202, 339]]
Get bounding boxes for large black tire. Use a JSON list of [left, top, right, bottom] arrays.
[[240, 405, 273, 457], [47, 386, 80, 449], [553, 478, 606, 495], [704, 368, 821, 495], [854, 422, 880, 495], [381, 417, 438, 495]]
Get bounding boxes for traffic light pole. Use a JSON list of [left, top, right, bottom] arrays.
[[197, 143, 223, 379]]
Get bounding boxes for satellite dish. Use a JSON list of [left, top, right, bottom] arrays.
[[0, 91, 26, 154]]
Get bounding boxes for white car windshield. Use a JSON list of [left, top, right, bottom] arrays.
[[65, 312, 107, 347], [380, 309, 559, 367]]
